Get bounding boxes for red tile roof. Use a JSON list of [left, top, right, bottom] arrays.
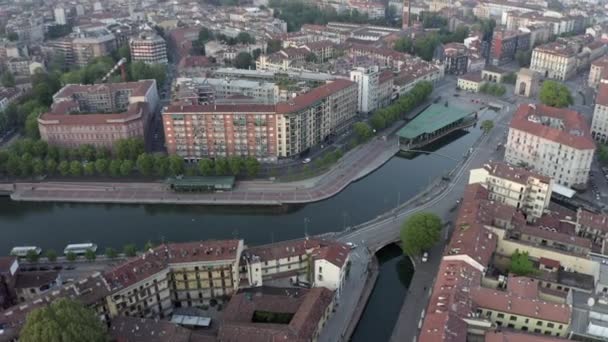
[[485, 330, 568, 342], [596, 81, 608, 106], [482, 161, 551, 185], [378, 70, 394, 84], [510, 104, 595, 150], [54, 80, 156, 99], [312, 243, 349, 268], [577, 209, 608, 233], [39, 102, 149, 126], [103, 240, 241, 290], [275, 79, 355, 114], [539, 257, 560, 269], [471, 286, 571, 324]]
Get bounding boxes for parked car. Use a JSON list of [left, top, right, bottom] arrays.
[[346, 242, 357, 249], [422, 252, 429, 263], [302, 158, 311, 164]]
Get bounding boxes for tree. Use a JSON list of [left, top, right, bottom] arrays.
[[539, 80, 573, 108], [7, 32, 18, 41], [481, 120, 494, 134], [267, 39, 282, 54], [370, 111, 387, 130], [84, 162, 95, 176], [120, 159, 134, 177], [305, 53, 317, 63], [123, 244, 137, 257], [46, 159, 58, 175], [69, 161, 82, 177], [26, 249, 39, 262], [66, 251, 77, 261], [1, 72, 15, 87], [32, 158, 45, 176], [598, 145, 608, 166], [19, 298, 107, 342], [509, 250, 536, 276], [400, 212, 442, 256], [19, 153, 33, 177], [214, 158, 230, 175], [502, 72, 516, 85], [94, 158, 109, 175], [236, 32, 255, 44], [84, 249, 96, 261], [198, 27, 214, 43], [353, 122, 373, 143], [234, 52, 253, 69], [45, 249, 57, 262], [198, 158, 215, 176], [394, 37, 413, 53], [105, 247, 117, 258], [136, 153, 154, 176], [143, 240, 156, 251], [245, 157, 260, 177], [168, 155, 185, 176], [58, 160, 70, 176], [154, 155, 170, 177], [228, 157, 243, 176], [109, 160, 122, 177], [515, 50, 532, 67]]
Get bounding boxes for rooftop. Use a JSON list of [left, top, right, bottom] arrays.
[[482, 161, 551, 185], [510, 104, 595, 150], [14, 270, 59, 289], [109, 316, 217, 342], [458, 71, 483, 83], [397, 104, 474, 140], [485, 330, 569, 342]]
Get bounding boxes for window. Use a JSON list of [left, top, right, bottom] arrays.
[[509, 315, 517, 321], [318, 266, 322, 273], [547, 323, 554, 328], [507, 324, 515, 329], [534, 329, 541, 333], [537, 321, 543, 326], [497, 313, 504, 319]]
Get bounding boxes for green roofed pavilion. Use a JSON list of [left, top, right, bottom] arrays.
[[397, 104, 476, 149]]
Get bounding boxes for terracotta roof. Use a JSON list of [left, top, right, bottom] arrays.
[[312, 243, 349, 268], [514, 225, 592, 250], [179, 55, 214, 69], [596, 81, 608, 106], [219, 286, 334, 342], [482, 161, 551, 185], [459, 71, 483, 83], [509, 104, 595, 150], [472, 286, 571, 324], [54, 80, 156, 99], [243, 238, 330, 262], [506, 276, 540, 299], [14, 270, 59, 289], [378, 70, 394, 84], [109, 316, 216, 342], [539, 257, 560, 269], [485, 330, 568, 342], [275, 79, 355, 114], [39, 102, 149, 126], [103, 240, 241, 290], [577, 209, 608, 233]]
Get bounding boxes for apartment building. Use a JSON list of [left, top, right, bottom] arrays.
[[530, 42, 577, 80], [350, 66, 380, 113], [103, 240, 244, 319], [490, 29, 530, 66], [504, 104, 595, 189], [588, 55, 608, 89], [457, 71, 483, 92], [469, 161, 552, 220], [441, 43, 469, 75], [47, 26, 118, 67], [591, 80, 608, 144], [130, 31, 168, 65], [175, 78, 279, 105], [163, 79, 357, 161], [38, 80, 159, 149]]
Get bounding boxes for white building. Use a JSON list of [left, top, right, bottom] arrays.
[[530, 42, 577, 81], [174, 77, 280, 105], [350, 66, 380, 113], [469, 161, 553, 220], [591, 80, 608, 143], [54, 7, 67, 25], [504, 104, 595, 189]]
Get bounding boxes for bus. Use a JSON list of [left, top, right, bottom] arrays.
[[10, 246, 42, 257], [64, 243, 97, 255]]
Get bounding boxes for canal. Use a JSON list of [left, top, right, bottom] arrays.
[[0, 125, 482, 341]]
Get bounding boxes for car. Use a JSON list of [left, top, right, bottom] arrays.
[[302, 158, 311, 164], [422, 252, 429, 263], [346, 242, 357, 249]]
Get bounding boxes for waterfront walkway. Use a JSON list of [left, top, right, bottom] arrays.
[[8, 137, 399, 205]]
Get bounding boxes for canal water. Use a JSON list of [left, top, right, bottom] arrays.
[[0, 125, 482, 341]]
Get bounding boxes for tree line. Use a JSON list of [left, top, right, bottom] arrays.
[[479, 83, 506, 97], [0, 137, 261, 179], [370, 81, 434, 131]]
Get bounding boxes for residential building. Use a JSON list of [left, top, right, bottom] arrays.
[[482, 66, 508, 83], [130, 31, 168, 65], [54, 7, 67, 25], [591, 80, 608, 144], [47, 26, 118, 67], [163, 79, 357, 161], [38, 80, 159, 149], [490, 29, 530, 66], [177, 56, 215, 77], [5, 16, 44, 42], [458, 71, 483, 92], [469, 161, 552, 220], [350, 66, 380, 113], [0, 87, 22, 112], [504, 104, 595, 189], [219, 286, 335, 341], [104, 240, 244, 318], [349, 1, 386, 19], [174, 77, 279, 105], [377, 70, 394, 108], [14, 271, 61, 303], [530, 42, 577, 81], [588, 55, 608, 90], [441, 43, 469, 75], [0, 257, 18, 310]]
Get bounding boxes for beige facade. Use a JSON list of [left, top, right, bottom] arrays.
[[458, 74, 482, 92], [130, 31, 168, 65], [477, 307, 570, 337], [469, 162, 552, 220], [592, 80, 608, 143], [530, 44, 577, 81], [588, 56, 608, 89], [515, 68, 540, 97]]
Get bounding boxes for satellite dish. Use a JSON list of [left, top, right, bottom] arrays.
[[588, 297, 595, 307]]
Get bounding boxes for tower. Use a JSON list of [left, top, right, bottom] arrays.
[[402, 0, 411, 29]]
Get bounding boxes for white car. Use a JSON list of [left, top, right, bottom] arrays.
[[346, 242, 357, 249], [302, 158, 311, 164], [422, 252, 429, 263]]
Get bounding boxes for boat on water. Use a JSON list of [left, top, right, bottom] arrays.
[[10, 246, 42, 257], [63, 243, 97, 255]]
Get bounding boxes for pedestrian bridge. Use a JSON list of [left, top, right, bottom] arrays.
[[397, 104, 477, 150]]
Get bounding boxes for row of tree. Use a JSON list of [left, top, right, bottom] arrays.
[[393, 25, 469, 61], [369, 81, 434, 131], [479, 83, 506, 97]]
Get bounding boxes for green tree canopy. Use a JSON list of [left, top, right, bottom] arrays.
[[539, 80, 573, 108], [598, 145, 608, 166], [400, 212, 442, 256], [236, 32, 256, 44], [509, 250, 537, 276], [480, 120, 494, 134], [234, 52, 254, 69], [45, 249, 57, 262], [123, 244, 137, 257], [19, 298, 107, 342], [394, 37, 413, 53], [105, 247, 117, 258], [353, 122, 373, 143], [245, 157, 260, 177], [1, 72, 15, 87]]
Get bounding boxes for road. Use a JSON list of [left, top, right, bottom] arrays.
[[327, 97, 513, 342]]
